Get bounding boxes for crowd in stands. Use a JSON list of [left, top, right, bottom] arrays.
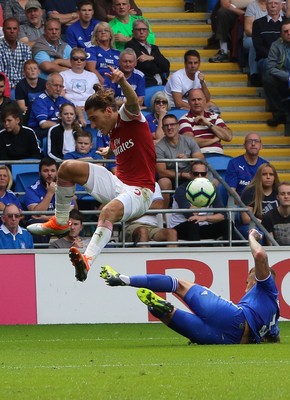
[[1, 0, 290, 249]]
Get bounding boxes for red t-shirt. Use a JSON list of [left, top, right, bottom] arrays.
[[110, 105, 156, 192]]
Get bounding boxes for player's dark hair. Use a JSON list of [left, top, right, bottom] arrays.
[[85, 84, 118, 112], [77, 0, 94, 10]]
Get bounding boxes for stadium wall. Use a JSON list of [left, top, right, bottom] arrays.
[[0, 247, 289, 325]]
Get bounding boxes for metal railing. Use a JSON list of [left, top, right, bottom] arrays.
[[1, 157, 279, 248]]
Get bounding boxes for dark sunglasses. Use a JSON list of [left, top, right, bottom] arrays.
[[192, 171, 207, 177], [71, 56, 86, 62], [155, 100, 168, 105], [6, 213, 22, 218]]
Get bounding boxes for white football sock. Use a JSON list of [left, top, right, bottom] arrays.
[[55, 184, 75, 225], [84, 221, 113, 263]]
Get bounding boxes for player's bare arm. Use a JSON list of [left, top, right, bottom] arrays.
[[105, 66, 140, 115], [248, 229, 270, 281]]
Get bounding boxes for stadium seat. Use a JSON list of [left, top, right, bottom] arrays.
[[144, 85, 165, 109], [14, 171, 39, 208], [170, 108, 187, 119], [205, 154, 232, 178], [11, 163, 39, 183]]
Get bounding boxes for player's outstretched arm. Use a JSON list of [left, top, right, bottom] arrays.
[[248, 229, 270, 281], [105, 66, 139, 115]]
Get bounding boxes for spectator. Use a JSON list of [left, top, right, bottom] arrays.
[[0, 203, 34, 248], [4, 0, 29, 25], [239, 162, 280, 238], [42, 0, 79, 35], [225, 132, 267, 198], [125, 19, 170, 87], [178, 88, 233, 154], [65, 0, 99, 49], [109, 0, 154, 51], [0, 105, 42, 160], [164, 49, 212, 110], [24, 157, 75, 244], [0, 3, 3, 38], [93, 0, 142, 22], [125, 182, 178, 247], [104, 47, 145, 108], [155, 113, 204, 208], [262, 181, 290, 245], [29, 72, 85, 140], [263, 17, 290, 126], [209, 0, 248, 63], [64, 129, 103, 162], [0, 73, 18, 130], [86, 21, 120, 83], [47, 103, 80, 161], [60, 47, 99, 107], [0, 17, 32, 89], [145, 90, 171, 144], [18, 0, 45, 47], [0, 71, 11, 98], [49, 209, 89, 248], [243, 0, 267, 87], [252, 0, 284, 75], [15, 59, 46, 125], [32, 17, 72, 80], [169, 160, 236, 244], [0, 165, 22, 211]]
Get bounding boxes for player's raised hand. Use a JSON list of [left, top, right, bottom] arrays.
[[249, 228, 262, 242], [104, 65, 125, 83]]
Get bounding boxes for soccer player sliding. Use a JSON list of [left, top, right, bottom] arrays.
[[101, 229, 280, 344]]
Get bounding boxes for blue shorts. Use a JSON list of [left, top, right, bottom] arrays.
[[169, 284, 246, 344]]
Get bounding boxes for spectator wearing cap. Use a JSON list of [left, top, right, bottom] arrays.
[[19, 0, 45, 47]]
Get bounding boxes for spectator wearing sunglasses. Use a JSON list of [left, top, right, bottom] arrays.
[[145, 91, 171, 144], [0, 203, 34, 249], [169, 161, 236, 243], [60, 48, 99, 108], [125, 19, 170, 87]]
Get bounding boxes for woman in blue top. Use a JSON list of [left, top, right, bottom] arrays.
[[145, 91, 170, 144], [0, 165, 22, 212], [86, 21, 120, 84]]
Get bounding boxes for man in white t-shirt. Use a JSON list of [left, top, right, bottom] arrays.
[[60, 47, 99, 108], [164, 49, 212, 110]]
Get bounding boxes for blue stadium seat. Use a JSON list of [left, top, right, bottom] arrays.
[[144, 85, 165, 109], [205, 154, 232, 177], [170, 108, 187, 119], [14, 172, 39, 193], [11, 163, 39, 183]]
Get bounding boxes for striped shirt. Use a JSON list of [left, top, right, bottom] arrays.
[[0, 39, 32, 88], [178, 110, 228, 154]]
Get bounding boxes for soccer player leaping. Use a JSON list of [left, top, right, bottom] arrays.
[[28, 66, 156, 282], [101, 229, 280, 344]]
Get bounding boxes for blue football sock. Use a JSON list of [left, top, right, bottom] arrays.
[[130, 274, 177, 292]]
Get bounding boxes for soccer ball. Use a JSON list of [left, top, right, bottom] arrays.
[[186, 178, 216, 207]]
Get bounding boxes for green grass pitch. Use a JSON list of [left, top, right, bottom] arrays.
[[1, 322, 290, 400]]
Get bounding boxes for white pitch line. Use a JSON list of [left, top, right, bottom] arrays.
[[1, 360, 290, 370]]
